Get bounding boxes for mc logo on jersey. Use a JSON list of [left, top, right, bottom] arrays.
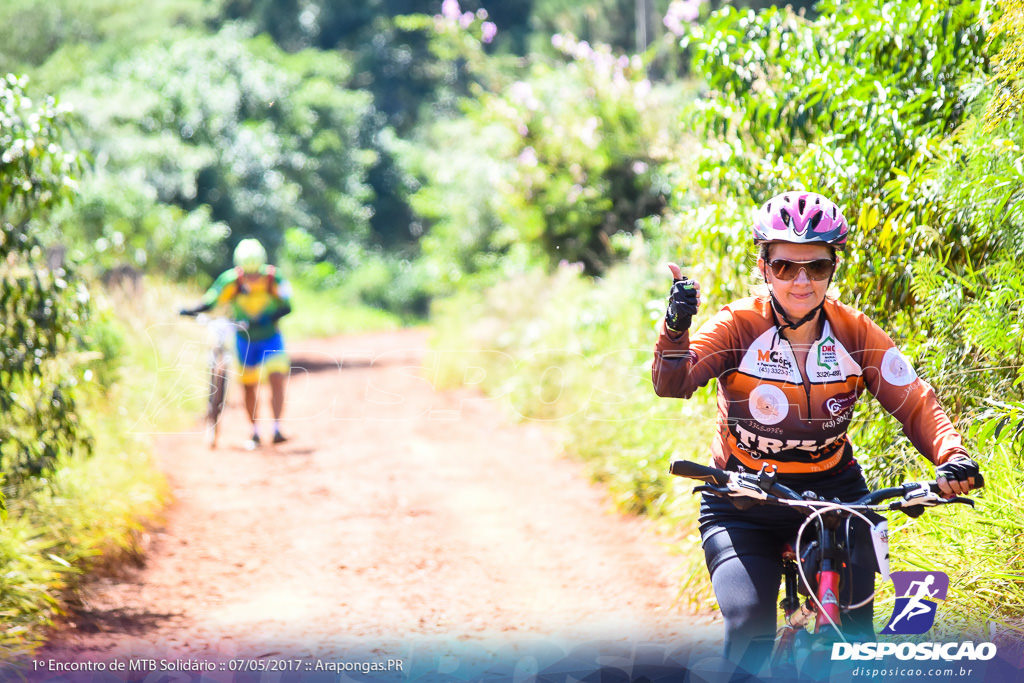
[[880, 571, 949, 635], [756, 349, 785, 364]]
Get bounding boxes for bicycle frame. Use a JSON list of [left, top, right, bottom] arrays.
[[788, 513, 846, 633], [197, 315, 243, 448], [669, 458, 980, 678]]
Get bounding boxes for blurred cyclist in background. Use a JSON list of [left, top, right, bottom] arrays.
[[180, 238, 293, 447]]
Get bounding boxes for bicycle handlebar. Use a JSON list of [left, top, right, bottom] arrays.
[[669, 459, 982, 514], [668, 459, 730, 486], [195, 313, 248, 331]]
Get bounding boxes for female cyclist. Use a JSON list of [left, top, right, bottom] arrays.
[[651, 190, 980, 678]]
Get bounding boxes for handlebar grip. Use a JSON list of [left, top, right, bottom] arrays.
[[669, 460, 730, 486]]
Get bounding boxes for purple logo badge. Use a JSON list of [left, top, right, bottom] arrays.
[[880, 571, 949, 635]]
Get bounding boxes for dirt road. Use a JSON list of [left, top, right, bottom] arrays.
[[38, 329, 718, 678]]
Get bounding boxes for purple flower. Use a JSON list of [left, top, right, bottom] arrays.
[[481, 21, 497, 44], [664, 0, 703, 36], [442, 0, 461, 22]]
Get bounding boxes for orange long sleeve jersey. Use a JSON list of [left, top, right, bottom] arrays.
[[652, 296, 968, 478]]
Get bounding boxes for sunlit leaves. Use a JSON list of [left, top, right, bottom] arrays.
[[986, 0, 1024, 127], [1, 76, 92, 485], [0, 75, 80, 222], [57, 27, 382, 278]]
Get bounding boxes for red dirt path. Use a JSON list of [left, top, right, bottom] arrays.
[[38, 328, 718, 670]]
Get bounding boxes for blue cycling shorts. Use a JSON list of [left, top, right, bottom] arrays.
[[235, 331, 289, 384]]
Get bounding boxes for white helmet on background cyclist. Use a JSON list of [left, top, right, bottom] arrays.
[[752, 191, 849, 250], [233, 238, 267, 274]]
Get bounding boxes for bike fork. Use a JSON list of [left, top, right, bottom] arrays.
[[772, 549, 805, 675]]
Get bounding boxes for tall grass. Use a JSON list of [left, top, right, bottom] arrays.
[[880, 442, 1024, 640], [280, 282, 405, 340], [0, 281, 190, 661]]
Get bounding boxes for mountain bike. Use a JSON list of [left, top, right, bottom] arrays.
[[195, 314, 245, 449], [669, 459, 982, 681]]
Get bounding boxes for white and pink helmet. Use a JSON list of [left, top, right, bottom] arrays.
[[752, 191, 849, 249]]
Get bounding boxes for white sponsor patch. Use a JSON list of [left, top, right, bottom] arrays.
[[748, 384, 789, 425], [881, 347, 917, 386], [738, 329, 802, 383], [808, 322, 862, 382]]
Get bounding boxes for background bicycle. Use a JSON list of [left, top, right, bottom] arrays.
[[194, 314, 246, 449]]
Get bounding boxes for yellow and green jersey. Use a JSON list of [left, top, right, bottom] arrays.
[[202, 265, 292, 341]]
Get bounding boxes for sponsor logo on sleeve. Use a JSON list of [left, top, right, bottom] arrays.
[[881, 347, 918, 387]]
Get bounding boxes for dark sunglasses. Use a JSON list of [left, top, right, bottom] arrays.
[[766, 258, 835, 281]]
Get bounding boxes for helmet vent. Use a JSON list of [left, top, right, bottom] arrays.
[[810, 212, 823, 229], [798, 197, 807, 213], [780, 209, 791, 226]]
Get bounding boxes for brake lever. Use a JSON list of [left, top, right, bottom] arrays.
[[693, 484, 729, 497], [892, 482, 976, 514], [897, 483, 944, 508], [936, 495, 975, 507], [729, 473, 770, 501]]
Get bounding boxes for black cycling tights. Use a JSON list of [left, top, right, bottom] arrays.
[[702, 524, 877, 680]]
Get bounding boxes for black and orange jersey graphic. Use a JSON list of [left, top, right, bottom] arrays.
[[653, 296, 968, 477]]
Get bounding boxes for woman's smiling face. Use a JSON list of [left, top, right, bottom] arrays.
[[758, 242, 836, 322]]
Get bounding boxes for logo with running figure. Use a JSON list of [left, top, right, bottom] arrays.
[[880, 571, 949, 635]]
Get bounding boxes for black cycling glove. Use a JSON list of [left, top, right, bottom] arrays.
[[179, 302, 212, 317], [665, 277, 699, 332], [935, 455, 980, 486]]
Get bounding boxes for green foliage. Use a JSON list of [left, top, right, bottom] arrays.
[[986, 0, 1024, 126], [0, 76, 171, 657], [219, 0, 679, 59], [280, 226, 430, 325], [0, 282, 180, 661], [1, 75, 94, 484], [412, 37, 693, 286], [683, 0, 991, 322], [51, 27, 383, 281], [528, 0, 673, 54], [0, 0, 213, 75]]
